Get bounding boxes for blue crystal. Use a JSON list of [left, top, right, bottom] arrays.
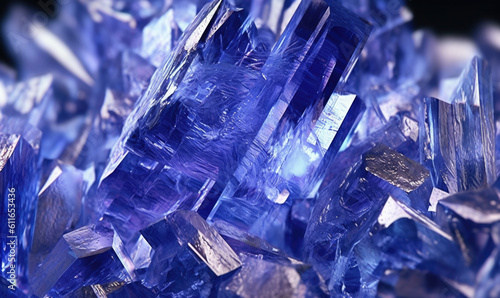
[[303, 143, 435, 295], [208, 94, 366, 254], [0, 133, 40, 290], [420, 57, 495, 193], [435, 187, 500, 284], [28, 164, 84, 278], [339, 0, 409, 33], [141, 0, 212, 67], [2, 0, 500, 295], [29, 224, 135, 297], [303, 146, 393, 294], [140, 210, 241, 296], [218, 254, 328, 297], [373, 217, 473, 289], [212, 219, 328, 296]]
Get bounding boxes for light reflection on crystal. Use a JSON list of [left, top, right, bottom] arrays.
[[1, 0, 500, 296]]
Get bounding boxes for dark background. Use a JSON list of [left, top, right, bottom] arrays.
[[1, 0, 499, 67]]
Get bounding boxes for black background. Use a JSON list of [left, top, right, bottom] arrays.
[[1, 0, 499, 67]]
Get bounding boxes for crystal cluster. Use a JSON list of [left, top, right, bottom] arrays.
[[1, 0, 500, 297]]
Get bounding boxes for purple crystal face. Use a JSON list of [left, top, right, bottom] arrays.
[[2, 0, 500, 296], [1, 133, 40, 290]]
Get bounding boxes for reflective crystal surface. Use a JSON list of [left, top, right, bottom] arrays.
[[2, 0, 500, 296], [420, 57, 495, 194], [141, 211, 240, 296], [29, 224, 135, 297], [0, 134, 40, 290]]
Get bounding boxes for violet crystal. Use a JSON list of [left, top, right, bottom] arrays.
[[1, 0, 500, 297]]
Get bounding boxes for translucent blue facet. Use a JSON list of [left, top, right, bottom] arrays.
[[0, 134, 40, 290], [420, 57, 495, 194], [3, 0, 500, 296], [29, 224, 135, 297]]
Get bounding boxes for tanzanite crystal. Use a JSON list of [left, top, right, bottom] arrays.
[[0, 133, 40, 290], [28, 164, 85, 278], [141, 211, 241, 296], [420, 57, 495, 193], [3, 0, 500, 296], [29, 224, 135, 297]]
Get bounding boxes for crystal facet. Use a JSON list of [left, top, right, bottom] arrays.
[[2, 0, 500, 296]]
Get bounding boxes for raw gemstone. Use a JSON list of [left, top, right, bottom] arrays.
[[71, 281, 157, 298], [141, 0, 212, 67], [29, 224, 135, 297], [218, 254, 328, 297], [28, 164, 84, 278], [364, 143, 433, 213], [0, 133, 40, 290], [364, 143, 429, 193], [140, 211, 241, 295], [435, 187, 500, 285], [371, 218, 471, 290], [97, 0, 267, 236], [212, 219, 328, 297], [2, 0, 500, 296], [303, 145, 394, 295], [208, 93, 366, 255], [304, 142, 436, 295], [207, 0, 373, 249], [420, 57, 496, 193]]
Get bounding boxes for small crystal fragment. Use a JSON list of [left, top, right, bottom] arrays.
[[438, 187, 500, 225], [140, 211, 240, 296], [420, 57, 496, 193], [29, 164, 84, 277], [364, 143, 430, 193], [141, 211, 241, 276], [29, 224, 135, 297], [218, 254, 328, 298]]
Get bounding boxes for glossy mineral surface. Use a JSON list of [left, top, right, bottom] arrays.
[[1, 0, 500, 297]]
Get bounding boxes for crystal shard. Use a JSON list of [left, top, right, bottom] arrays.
[[421, 57, 495, 193], [141, 1, 212, 67], [0, 134, 40, 290], [364, 143, 433, 213], [29, 224, 135, 297], [218, 254, 327, 298], [371, 218, 471, 292], [438, 188, 500, 224], [304, 141, 436, 295], [364, 143, 430, 193], [140, 211, 240, 296], [97, 0, 267, 235], [141, 211, 241, 276], [29, 164, 84, 277], [435, 187, 500, 281], [206, 0, 371, 250], [208, 93, 365, 254], [303, 147, 394, 295]]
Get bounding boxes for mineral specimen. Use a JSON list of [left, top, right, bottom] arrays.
[[1, 0, 500, 296]]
